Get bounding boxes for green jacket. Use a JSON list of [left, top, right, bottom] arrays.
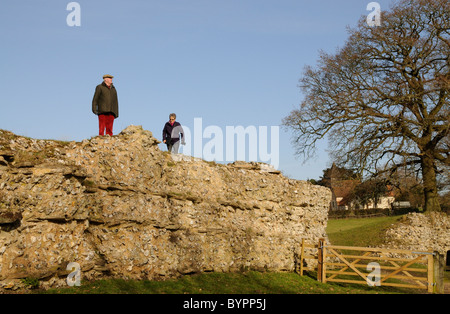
[[92, 82, 119, 118]]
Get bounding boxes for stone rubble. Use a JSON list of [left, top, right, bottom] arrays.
[[383, 212, 449, 256]]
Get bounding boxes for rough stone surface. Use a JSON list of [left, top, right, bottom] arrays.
[[383, 212, 449, 256], [0, 126, 331, 291]]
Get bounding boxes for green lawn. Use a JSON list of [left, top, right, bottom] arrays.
[[41, 270, 418, 294], [326, 215, 402, 247]]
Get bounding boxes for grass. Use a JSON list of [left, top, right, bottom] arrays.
[[326, 215, 402, 247], [41, 270, 418, 294]]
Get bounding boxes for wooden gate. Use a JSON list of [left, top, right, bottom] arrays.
[[298, 239, 444, 293]]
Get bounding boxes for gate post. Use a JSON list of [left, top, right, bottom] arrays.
[[299, 239, 305, 276], [433, 251, 445, 294], [317, 238, 322, 282], [317, 238, 326, 283]]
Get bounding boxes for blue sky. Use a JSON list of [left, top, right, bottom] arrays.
[[0, 0, 395, 181]]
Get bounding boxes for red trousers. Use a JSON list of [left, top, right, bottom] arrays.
[[98, 114, 115, 136]]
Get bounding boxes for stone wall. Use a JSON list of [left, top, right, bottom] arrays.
[[383, 212, 449, 257], [0, 126, 331, 291]]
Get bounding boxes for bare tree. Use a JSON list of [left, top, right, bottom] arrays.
[[283, 0, 449, 212]]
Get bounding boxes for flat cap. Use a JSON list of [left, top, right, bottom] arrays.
[[103, 74, 114, 79]]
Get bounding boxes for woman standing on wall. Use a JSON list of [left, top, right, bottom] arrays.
[[162, 113, 185, 154]]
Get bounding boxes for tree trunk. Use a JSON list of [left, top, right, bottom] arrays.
[[421, 154, 441, 212]]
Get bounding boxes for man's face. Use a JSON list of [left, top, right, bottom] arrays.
[[104, 78, 113, 86]]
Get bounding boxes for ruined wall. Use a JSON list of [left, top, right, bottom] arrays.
[[383, 212, 449, 257], [0, 126, 331, 290]]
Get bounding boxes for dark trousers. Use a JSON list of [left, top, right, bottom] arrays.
[[167, 140, 180, 154]]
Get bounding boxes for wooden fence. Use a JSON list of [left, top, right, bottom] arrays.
[[298, 238, 445, 293]]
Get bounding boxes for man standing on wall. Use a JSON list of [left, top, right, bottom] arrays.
[[92, 74, 119, 136]]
